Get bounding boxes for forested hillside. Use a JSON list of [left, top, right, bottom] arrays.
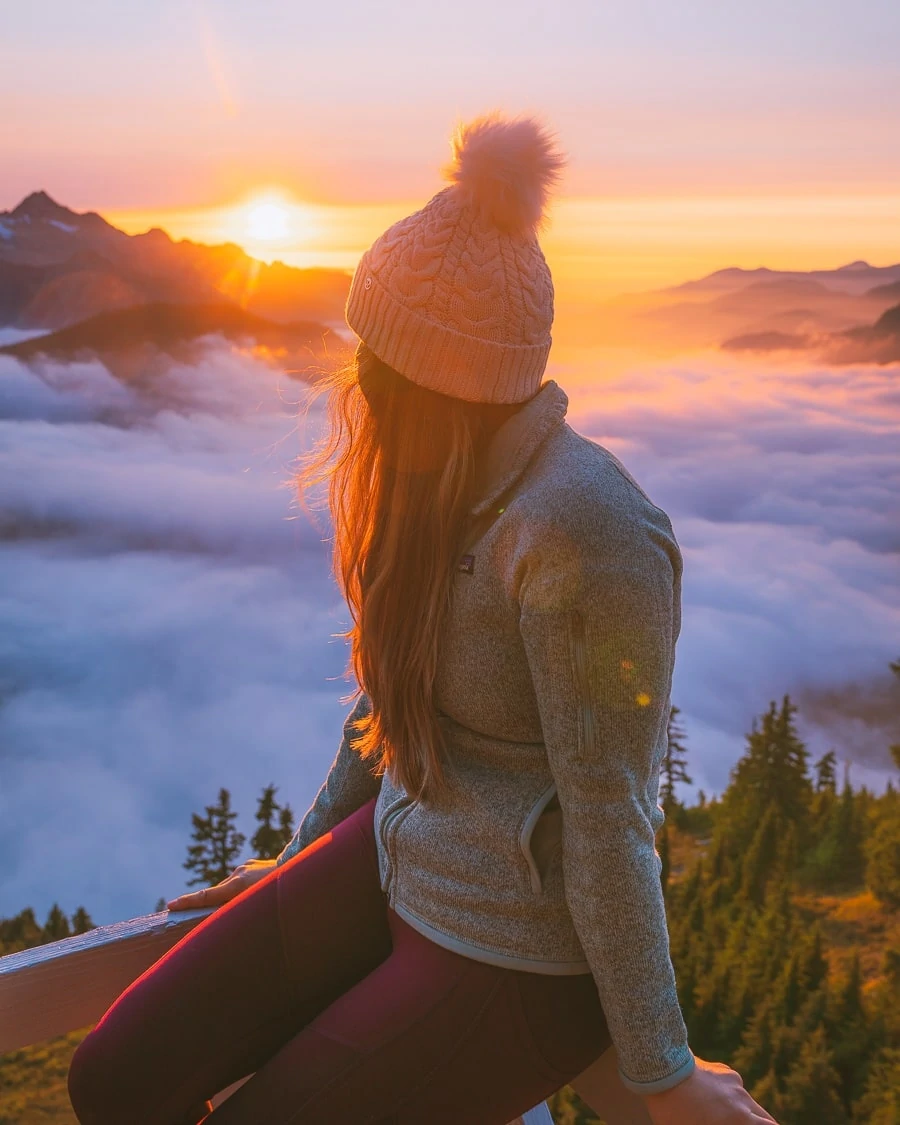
[[3, 681, 898, 1124], [552, 676, 900, 1124]]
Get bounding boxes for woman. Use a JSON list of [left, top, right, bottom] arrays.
[[68, 111, 777, 1125]]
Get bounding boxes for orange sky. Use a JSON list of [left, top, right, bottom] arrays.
[[103, 190, 900, 300], [2, 1, 899, 295]]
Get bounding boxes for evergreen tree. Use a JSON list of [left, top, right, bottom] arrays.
[[831, 779, 866, 886], [739, 804, 782, 906], [768, 1019, 800, 1087], [875, 943, 900, 1045], [865, 804, 900, 910], [183, 787, 246, 887], [720, 695, 813, 852], [733, 1002, 775, 1090], [660, 705, 692, 813], [798, 926, 828, 996], [829, 952, 872, 1109], [71, 906, 95, 934], [42, 903, 70, 942], [0, 907, 42, 953], [278, 802, 295, 846], [810, 750, 839, 855], [815, 749, 838, 793], [778, 1025, 848, 1124], [251, 784, 296, 858], [776, 818, 799, 881], [775, 950, 804, 1027], [807, 777, 866, 891], [251, 784, 283, 859], [852, 1048, 900, 1125]]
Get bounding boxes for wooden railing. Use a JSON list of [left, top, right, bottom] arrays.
[[0, 910, 651, 1123]]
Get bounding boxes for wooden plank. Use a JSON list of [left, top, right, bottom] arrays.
[[519, 1104, 555, 1124], [0, 908, 213, 1053]]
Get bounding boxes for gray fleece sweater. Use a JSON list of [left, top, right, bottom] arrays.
[[276, 378, 694, 1095]]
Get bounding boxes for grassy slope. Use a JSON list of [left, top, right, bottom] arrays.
[[0, 1030, 89, 1125]]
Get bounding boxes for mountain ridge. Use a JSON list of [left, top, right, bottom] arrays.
[[0, 191, 352, 333], [3, 191, 899, 364]]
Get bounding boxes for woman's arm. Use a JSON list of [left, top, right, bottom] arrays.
[[517, 494, 693, 1096], [276, 692, 383, 865]]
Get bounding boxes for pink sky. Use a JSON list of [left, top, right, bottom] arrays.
[[2, 0, 899, 291], [2, 0, 900, 921]]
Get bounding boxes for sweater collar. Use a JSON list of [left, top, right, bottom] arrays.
[[469, 379, 569, 517]]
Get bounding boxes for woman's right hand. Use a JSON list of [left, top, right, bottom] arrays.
[[641, 1058, 778, 1124], [166, 857, 278, 912]]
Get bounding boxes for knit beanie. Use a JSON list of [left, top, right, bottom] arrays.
[[344, 111, 567, 404]]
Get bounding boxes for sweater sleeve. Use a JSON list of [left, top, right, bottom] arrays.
[[516, 494, 695, 1095], [275, 692, 383, 866]]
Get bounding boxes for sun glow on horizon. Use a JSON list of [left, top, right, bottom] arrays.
[[245, 198, 290, 242], [104, 190, 900, 298], [229, 190, 318, 260]]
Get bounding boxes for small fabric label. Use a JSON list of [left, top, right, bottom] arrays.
[[458, 554, 475, 574]]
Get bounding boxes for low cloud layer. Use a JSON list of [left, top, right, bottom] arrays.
[[564, 349, 899, 794], [1, 343, 898, 924]]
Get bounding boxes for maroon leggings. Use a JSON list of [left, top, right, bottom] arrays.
[[68, 797, 611, 1125]]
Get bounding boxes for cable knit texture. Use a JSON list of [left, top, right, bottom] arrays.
[[277, 380, 695, 1095], [344, 111, 566, 403]]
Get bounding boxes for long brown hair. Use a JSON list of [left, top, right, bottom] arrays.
[[294, 341, 525, 803]]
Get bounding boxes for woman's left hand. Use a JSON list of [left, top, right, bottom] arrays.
[[640, 1058, 778, 1124], [166, 858, 278, 912]]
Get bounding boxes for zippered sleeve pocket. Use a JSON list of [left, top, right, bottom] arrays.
[[567, 608, 598, 762], [566, 604, 662, 763]]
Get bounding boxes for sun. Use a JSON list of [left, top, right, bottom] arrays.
[[226, 190, 324, 264], [245, 198, 290, 242]]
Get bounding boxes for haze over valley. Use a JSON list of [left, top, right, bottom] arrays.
[[1, 193, 898, 923]]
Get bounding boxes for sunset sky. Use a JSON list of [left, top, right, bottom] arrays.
[[2, 0, 900, 296], [3, 1, 900, 923]]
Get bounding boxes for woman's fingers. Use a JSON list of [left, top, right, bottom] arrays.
[[165, 886, 211, 911], [166, 877, 240, 912], [742, 1089, 777, 1122], [751, 1107, 778, 1123], [166, 859, 278, 911], [743, 1089, 776, 1120]]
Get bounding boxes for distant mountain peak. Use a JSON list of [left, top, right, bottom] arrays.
[[9, 190, 78, 223], [133, 226, 173, 245], [836, 260, 871, 271]]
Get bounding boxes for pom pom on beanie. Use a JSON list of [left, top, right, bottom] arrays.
[[441, 110, 568, 236]]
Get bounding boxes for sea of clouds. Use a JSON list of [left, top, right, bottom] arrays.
[[1, 338, 898, 924]]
